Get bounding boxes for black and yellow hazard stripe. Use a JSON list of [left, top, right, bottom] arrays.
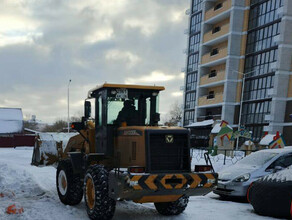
[[129, 173, 217, 190]]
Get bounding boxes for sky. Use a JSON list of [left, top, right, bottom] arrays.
[[0, 0, 189, 123]]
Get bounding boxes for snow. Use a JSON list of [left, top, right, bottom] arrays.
[[38, 132, 78, 152], [0, 108, 23, 134], [186, 119, 214, 128], [264, 165, 292, 182], [259, 134, 277, 145], [0, 148, 275, 220], [211, 123, 233, 134], [244, 140, 254, 146], [0, 108, 23, 121]]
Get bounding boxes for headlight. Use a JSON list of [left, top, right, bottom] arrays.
[[233, 173, 250, 182]]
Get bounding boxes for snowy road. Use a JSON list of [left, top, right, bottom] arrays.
[[0, 148, 275, 220]]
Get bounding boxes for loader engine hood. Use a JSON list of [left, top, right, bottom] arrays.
[[117, 126, 191, 173]]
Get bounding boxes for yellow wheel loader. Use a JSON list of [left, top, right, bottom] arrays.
[[32, 83, 218, 220]]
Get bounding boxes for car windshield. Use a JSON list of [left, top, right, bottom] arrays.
[[237, 151, 278, 167]]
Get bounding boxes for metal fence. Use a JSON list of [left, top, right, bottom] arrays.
[[191, 148, 257, 165]]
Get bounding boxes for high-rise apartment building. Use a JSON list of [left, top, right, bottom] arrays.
[[183, 0, 292, 145]]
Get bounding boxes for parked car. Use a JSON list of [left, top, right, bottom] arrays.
[[213, 147, 292, 198]]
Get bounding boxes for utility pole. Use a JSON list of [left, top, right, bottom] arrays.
[[233, 68, 260, 150], [237, 72, 245, 150], [68, 79, 71, 133]]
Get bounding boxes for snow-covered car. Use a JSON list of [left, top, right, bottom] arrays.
[[248, 165, 292, 218], [213, 147, 292, 198]]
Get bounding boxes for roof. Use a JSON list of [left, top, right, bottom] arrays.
[[211, 123, 233, 134], [88, 83, 165, 97], [260, 134, 278, 145], [0, 108, 23, 134], [185, 119, 214, 128]]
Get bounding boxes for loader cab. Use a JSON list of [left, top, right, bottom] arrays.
[[86, 83, 165, 157]]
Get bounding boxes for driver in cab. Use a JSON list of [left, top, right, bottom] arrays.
[[116, 100, 139, 126]]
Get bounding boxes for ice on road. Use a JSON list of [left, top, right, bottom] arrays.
[[0, 148, 274, 220]]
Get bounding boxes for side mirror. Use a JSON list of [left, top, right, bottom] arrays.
[[84, 101, 91, 119], [273, 166, 284, 173]]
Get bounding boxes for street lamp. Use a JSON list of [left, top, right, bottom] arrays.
[[68, 79, 71, 133]]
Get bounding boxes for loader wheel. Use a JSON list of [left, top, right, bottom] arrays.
[[56, 159, 83, 205], [154, 195, 189, 216], [84, 165, 116, 220]]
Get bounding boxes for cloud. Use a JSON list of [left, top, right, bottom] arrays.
[[84, 27, 114, 44], [0, 0, 188, 122], [125, 71, 178, 84], [105, 49, 141, 68], [172, 91, 183, 97]]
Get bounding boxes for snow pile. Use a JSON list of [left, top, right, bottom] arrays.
[[34, 132, 78, 167], [264, 165, 292, 182], [38, 132, 78, 152], [0, 108, 23, 134]]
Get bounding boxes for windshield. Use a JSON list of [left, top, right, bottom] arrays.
[[237, 151, 278, 167], [106, 88, 159, 126]]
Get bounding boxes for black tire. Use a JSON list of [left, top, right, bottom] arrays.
[[56, 159, 83, 205], [84, 165, 116, 220], [248, 179, 292, 219], [154, 195, 189, 216]]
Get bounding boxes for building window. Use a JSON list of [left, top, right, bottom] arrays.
[[210, 48, 219, 56], [192, 0, 203, 13], [185, 91, 196, 109], [186, 72, 197, 91], [246, 22, 280, 54], [184, 110, 195, 126], [209, 70, 217, 78], [214, 3, 223, 11], [207, 91, 215, 99], [212, 26, 221, 34], [249, 0, 283, 30], [189, 33, 201, 54], [242, 101, 271, 126], [188, 53, 200, 72], [243, 75, 274, 101], [245, 48, 278, 77], [190, 13, 202, 34]]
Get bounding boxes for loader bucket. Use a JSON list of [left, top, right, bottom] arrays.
[[31, 132, 78, 167]]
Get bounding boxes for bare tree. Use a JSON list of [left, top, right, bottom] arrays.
[[43, 119, 67, 132], [164, 101, 183, 126]]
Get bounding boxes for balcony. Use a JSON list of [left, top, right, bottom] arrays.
[[198, 93, 224, 106], [203, 22, 230, 44], [201, 43, 228, 65], [205, 0, 231, 22], [200, 71, 225, 86], [197, 114, 221, 122]]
